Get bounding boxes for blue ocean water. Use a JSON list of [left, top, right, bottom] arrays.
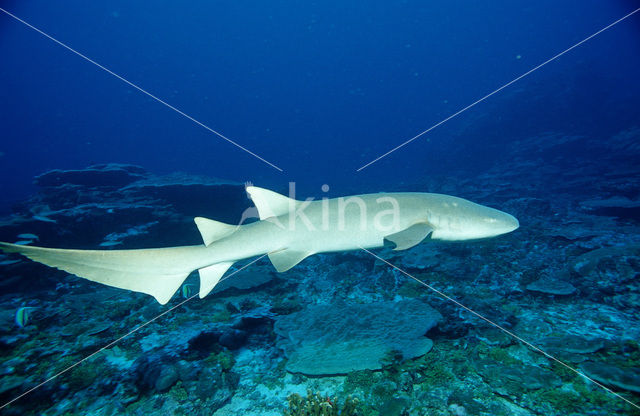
[[1, 0, 638, 206], [1, 1, 640, 414]]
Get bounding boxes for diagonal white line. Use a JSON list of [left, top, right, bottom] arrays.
[[359, 246, 640, 410], [356, 7, 640, 172], [0, 7, 283, 172], [0, 253, 269, 410]]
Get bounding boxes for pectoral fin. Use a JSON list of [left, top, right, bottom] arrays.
[[384, 223, 434, 251], [268, 249, 313, 272]]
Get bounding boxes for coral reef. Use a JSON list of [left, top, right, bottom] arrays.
[[274, 299, 441, 375], [1, 126, 640, 416], [283, 390, 361, 416]]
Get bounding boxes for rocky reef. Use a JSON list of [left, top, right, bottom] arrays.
[[1, 163, 249, 249]]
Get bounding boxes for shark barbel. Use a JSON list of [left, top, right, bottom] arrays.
[[0, 186, 519, 304]]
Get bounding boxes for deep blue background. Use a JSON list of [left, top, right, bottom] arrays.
[[1, 0, 639, 211]]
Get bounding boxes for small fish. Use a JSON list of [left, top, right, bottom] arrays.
[[17, 233, 39, 241], [13, 240, 33, 246], [99, 241, 123, 247], [15, 306, 38, 328], [181, 283, 197, 299], [33, 215, 57, 223], [88, 323, 112, 336]]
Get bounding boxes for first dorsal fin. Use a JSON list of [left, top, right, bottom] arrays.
[[194, 217, 237, 246], [245, 186, 295, 220]]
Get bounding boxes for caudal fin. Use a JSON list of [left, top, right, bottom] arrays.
[[0, 217, 243, 304], [0, 242, 208, 304]]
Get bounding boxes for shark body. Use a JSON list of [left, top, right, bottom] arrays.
[[0, 186, 518, 304]]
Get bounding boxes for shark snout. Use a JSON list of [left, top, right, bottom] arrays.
[[489, 211, 519, 237], [502, 213, 519, 234], [476, 209, 519, 239]]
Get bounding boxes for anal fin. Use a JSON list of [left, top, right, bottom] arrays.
[[198, 262, 234, 298]]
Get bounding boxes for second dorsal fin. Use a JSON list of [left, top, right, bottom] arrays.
[[194, 217, 237, 246], [245, 186, 295, 220]]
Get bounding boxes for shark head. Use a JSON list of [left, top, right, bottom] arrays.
[[423, 195, 519, 241]]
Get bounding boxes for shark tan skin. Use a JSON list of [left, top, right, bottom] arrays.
[[0, 186, 518, 304]]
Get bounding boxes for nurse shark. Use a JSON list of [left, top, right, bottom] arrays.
[[0, 186, 518, 304]]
